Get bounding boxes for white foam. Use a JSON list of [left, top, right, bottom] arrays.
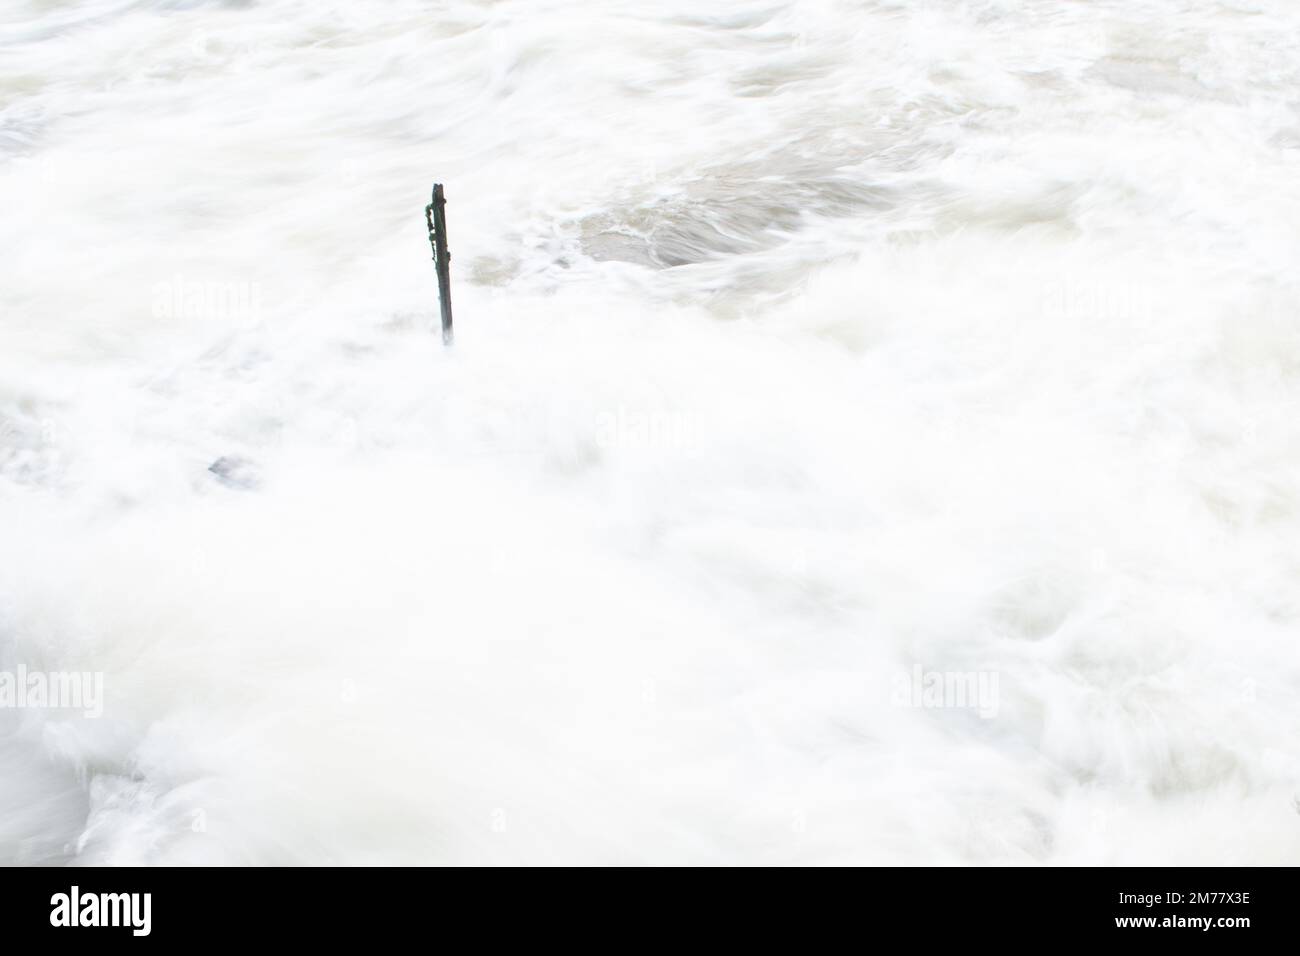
[[2, 0, 1299, 864]]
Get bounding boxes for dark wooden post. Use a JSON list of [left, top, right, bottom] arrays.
[[425, 183, 454, 345]]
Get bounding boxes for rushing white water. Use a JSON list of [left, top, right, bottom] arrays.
[[1, 0, 1299, 865]]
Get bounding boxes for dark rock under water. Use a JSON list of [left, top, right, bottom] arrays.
[[207, 455, 260, 491]]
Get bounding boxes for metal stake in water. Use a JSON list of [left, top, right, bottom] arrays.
[[425, 183, 453, 345]]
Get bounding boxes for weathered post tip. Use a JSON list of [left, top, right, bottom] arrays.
[[425, 183, 454, 345]]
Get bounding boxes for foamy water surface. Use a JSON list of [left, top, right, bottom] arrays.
[[2, 0, 1299, 864]]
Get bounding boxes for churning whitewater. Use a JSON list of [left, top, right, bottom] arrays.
[[1, 0, 1299, 865]]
